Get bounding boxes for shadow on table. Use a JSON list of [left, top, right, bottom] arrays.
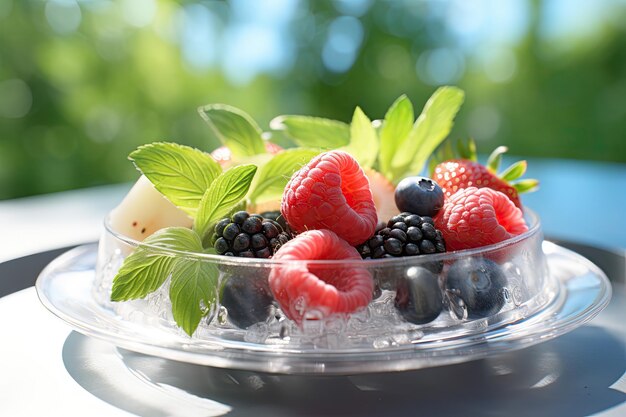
[[63, 325, 625, 417]]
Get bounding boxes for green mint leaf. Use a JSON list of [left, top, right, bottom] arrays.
[[129, 142, 222, 216], [248, 148, 319, 204], [193, 164, 257, 240], [111, 227, 203, 301], [395, 86, 465, 180], [198, 104, 266, 158], [341, 106, 379, 168], [378, 95, 414, 180], [169, 257, 218, 336], [270, 115, 350, 149]]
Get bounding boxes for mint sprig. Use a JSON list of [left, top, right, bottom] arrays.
[[111, 227, 205, 302], [193, 164, 257, 241], [248, 148, 320, 204], [270, 115, 350, 149], [394, 86, 465, 179], [112, 154, 257, 335], [378, 95, 415, 180], [198, 104, 266, 158], [129, 142, 222, 216], [169, 257, 218, 336], [340, 106, 379, 168], [111, 226, 220, 336]]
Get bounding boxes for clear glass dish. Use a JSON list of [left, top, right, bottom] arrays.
[[34, 210, 612, 373], [94, 211, 551, 344]]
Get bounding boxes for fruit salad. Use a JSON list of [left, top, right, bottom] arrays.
[[95, 86, 549, 346]]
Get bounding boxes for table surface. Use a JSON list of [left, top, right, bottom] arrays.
[[0, 157, 625, 416]]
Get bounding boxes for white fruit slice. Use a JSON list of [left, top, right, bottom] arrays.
[[109, 175, 193, 241], [363, 168, 399, 224]]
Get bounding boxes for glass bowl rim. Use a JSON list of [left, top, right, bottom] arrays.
[[102, 208, 542, 267]]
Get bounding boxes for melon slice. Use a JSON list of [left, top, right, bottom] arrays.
[[109, 175, 193, 241], [363, 168, 399, 224]]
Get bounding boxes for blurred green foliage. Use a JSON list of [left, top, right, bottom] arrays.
[[0, 0, 625, 200]]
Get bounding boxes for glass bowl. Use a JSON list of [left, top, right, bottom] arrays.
[[92, 210, 555, 350]]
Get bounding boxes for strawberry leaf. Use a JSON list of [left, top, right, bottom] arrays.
[[500, 160, 527, 182], [129, 142, 222, 216], [198, 104, 266, 158], [341, 106, 379, 168], [270, 115, 350, 149], [486, 146, 509, 173], [379, 95, 414, 181], [193, 164, 257, 241], [512, 178, 540, 193], [110, 227, 204, 301], [456, 138, 477, 161]]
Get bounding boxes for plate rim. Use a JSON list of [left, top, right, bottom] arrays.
[[35, 241, 612, 374]]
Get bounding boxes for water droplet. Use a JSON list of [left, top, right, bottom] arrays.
[[502, 287, 511, 303], [446, 289, 467, 320], [217, 306, 228, 325]]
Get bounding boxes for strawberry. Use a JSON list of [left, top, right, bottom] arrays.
[[431, 139, 538, 209]]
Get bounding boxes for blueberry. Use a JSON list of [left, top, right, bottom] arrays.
[[445, 258, 507, 319], [221, 274, 274, 329], [395, 177, 444, 217], [395, 267, 443, 324]]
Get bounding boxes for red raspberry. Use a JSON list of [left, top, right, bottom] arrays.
[[281, 151, 377, 246], [435, 187, 528, 251], [268, 229, 374, 324]]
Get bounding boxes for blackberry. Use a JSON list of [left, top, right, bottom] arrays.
[[260, 210, 290, 233], [357, 212, 446, 263], [213, 211, 291, 258]]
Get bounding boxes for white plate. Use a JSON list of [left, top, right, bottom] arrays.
[[35, 242, 611, 374]]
